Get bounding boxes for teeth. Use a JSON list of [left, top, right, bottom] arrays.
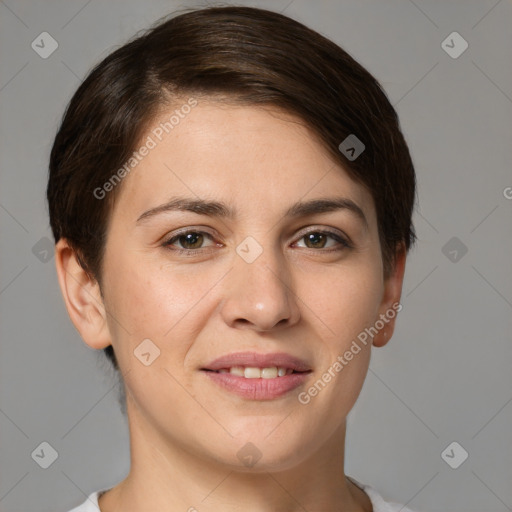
[[261, 367, 278, 379], [244, 367, 263, 379], [230, 366, 245, 377], [218, 366, 294, 378]]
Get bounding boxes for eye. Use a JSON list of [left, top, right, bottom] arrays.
[[162, 230, 217, 253], [294, 229, 351, 251], [161, 227, 351, 255]]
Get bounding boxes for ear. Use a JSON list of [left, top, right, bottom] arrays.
[[372, 243, 407, 348], [54, 238, 112, 350]]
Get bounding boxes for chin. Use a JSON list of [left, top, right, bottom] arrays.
[[217, 447, 309, 474], [208, 422, 311, 473]]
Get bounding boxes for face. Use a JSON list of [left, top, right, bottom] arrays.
[[68, 99, 404, 471]]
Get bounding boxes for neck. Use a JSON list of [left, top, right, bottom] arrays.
[[99, 395, 372, 512]]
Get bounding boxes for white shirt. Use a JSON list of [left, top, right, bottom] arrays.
[[66, 476, 419, 512]]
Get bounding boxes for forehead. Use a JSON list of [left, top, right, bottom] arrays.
[[112, 100, 376, 225]]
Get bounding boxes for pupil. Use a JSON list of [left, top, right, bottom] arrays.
[[181, 233, 203, 249], [306, 233, 326, 248]]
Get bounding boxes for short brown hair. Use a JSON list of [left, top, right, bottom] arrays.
[[47, 6, 416, 371]]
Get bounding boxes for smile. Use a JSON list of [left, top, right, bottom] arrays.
[[208, 366, 296, 378]]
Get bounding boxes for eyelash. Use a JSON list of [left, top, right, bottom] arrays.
[[161, 228, 352, 256]]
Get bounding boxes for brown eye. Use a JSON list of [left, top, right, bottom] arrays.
[[295, 230, 351, 251], [176, 232, 204, 249], [303, 232, 328, 249], [162, 230, 216, 252]]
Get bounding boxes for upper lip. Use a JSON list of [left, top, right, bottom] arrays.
[[202, 351, 312, 372]]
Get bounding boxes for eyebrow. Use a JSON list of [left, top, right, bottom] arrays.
[[136, 196, 368, 228]]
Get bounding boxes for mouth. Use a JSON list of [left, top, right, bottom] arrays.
[[201, 366, 310, 378], [201, 351, 312, 373], [200, 352, 313, 400]]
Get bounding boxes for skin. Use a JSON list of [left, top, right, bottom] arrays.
[[55, 99, 406, 512]]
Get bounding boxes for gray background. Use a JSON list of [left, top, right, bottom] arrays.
[[1, 1, 511, 511]]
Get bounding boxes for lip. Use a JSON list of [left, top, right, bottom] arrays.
[[202, 351, 312, 372], [200, 351, 312, 401], [202, 371, 311, 400]]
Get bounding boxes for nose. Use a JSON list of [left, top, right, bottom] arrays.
[[219, 245, 301, 332]]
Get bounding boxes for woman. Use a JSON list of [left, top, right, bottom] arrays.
[[48, 6, 419, 511]]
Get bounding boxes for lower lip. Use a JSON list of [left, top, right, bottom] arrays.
[[201, 370, 311, 400]]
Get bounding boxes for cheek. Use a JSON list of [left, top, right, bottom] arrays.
[[294, 267, 381, 431], [103, 255, 223, 359], [304, 261, 384, 347]]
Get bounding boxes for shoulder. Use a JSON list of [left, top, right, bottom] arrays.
[[68, 482, 424, 512], [65, 490, 104, 512], [348, 476, 422, 512]]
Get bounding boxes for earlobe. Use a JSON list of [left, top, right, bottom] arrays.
[[54, 238, 112, 350], [372, 244, 407, 348]]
